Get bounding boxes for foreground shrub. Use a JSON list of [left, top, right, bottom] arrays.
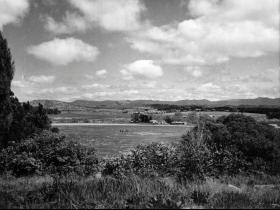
[[0, 131, 99, 177], [103, 143, 178, 178], [182, 114, 280, 176], [103, 141, 211, 181], [218, 114, 280, 174], [175, 138, 210, 181]]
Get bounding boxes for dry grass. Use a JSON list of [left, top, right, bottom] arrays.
[[1, 174, 280, 209]]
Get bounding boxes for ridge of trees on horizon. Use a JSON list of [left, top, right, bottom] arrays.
[[150, 104, 280, 119]]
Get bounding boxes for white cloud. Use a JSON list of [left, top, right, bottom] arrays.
[[0, 0, 29, 29], [121, 60, 163, 80], [197, 82, 221, 92], [45, 0, 145, 34], [29, 75, 55, 83], [12, 80, 27, 88], [128, 0, 279, 65], [44, 12, 88, 34], [70, 0, 145, 31], [27, 38, 99, 65], [85, 74, 94, 80], [185, 66, 203, 78], [96, 69, 107, 77], [82, 83, 110, 90]]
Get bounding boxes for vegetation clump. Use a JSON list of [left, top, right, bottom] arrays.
[[0, 131, 99, 177]]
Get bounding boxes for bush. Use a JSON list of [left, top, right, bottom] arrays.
[[164, 116, 173, 124], [0, 131, 99, 177], [177, 114, 280, 177], [103, 143, 178, 178], [50, 127, 59, 133], [175, 138, 210, 181], [217, 114, 280, 174]]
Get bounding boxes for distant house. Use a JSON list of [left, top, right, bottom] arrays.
[[149, 120, 159, 124], [159, 121, 168, 125]]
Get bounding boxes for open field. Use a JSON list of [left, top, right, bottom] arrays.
[[57, 124, 190, 157], [49, 110, 131, 123]]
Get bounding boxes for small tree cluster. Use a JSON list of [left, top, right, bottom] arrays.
[[0, 131, 99, 177], [131, 112, 152, 123]]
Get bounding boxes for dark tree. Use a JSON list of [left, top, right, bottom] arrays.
[[164, 116, 173, 124], [0, 32, 51, 148], [0, 32, 14, 147]]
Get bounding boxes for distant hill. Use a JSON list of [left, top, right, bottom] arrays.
[[30, 100, 86, 111], [30, 97, 280, 111]]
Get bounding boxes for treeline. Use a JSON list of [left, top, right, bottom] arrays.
[[150, 104, 280, 119], [131, 112, 152, 123], [45, 108, 61, 114]]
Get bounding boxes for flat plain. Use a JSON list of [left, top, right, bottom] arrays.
[[57, 124, 190, 157]]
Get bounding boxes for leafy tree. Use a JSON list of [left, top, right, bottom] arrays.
[[164, 116, 173, 124]]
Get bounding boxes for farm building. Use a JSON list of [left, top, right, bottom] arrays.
[[149, 120, 159, 124]]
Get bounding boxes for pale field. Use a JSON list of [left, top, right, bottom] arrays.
[[57, 124, 190, 157]]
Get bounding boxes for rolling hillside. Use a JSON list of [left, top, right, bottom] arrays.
[[29, 97, 280, 111]]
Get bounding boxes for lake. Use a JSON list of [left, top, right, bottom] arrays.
[[55, 124, 192, 157]]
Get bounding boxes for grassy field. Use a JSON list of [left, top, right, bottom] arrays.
[[57, 125, 189, 157], [49, 110, 131, 123]]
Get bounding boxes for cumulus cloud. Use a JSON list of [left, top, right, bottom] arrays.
[[82, 83, 110, 90], [12, 80, 27, 88], [120, 60, 163, 80], [197, 82, 221, 92], [44, 12, 88, 34], [0, 0, 29, 29], [96, 69, 107, 77], [128, 0, 279, 65], [29, 75, 55, 83], [44, 0, 145, 34], [27, 38, 99, 65], [185, 66, 203, 78]]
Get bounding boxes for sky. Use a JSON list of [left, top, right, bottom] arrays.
[[1, 0, 279, 102]]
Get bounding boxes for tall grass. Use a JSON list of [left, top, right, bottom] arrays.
[[1, 174, 280, 209]]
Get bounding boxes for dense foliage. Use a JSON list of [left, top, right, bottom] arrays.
[[182, 114, 280, 176], [45, 108, 61, 115], [0, 32, 14, 148], [131, 112, 152, 123], [0, 131, 99, 177], [7, 99, 51, 143], [151, 104, 280, 119], [103, 143, 179, 178]]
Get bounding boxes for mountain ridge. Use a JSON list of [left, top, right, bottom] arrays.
[[30, 97, 280, 110]]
